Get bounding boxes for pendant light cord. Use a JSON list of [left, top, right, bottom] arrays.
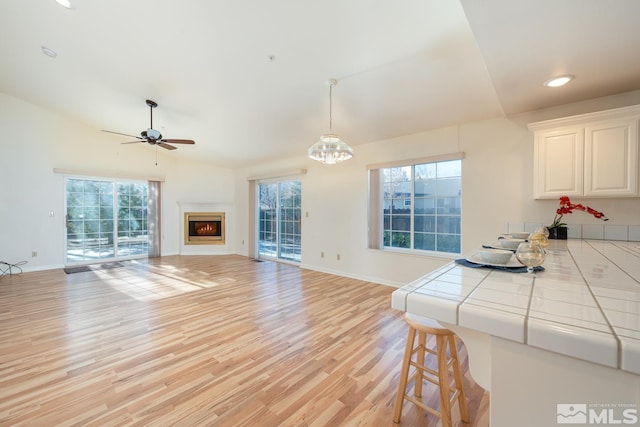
[[329, 83, 333, 132]]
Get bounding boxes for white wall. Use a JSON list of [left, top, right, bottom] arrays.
[[0, 93, 235, 271]]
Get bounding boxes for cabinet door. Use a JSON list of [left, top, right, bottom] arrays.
[[584, 118, 638, 197], [534, 128, 584, 199]]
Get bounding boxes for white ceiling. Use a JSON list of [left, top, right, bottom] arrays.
[[1, 0, 639, 167]]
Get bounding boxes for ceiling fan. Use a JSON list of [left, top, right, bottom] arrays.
[[103, 99, 195, 150]]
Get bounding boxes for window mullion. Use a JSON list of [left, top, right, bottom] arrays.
[[276, 183, 281, 259], [410, 165, 415, 250], [113, 183, 118, 257]]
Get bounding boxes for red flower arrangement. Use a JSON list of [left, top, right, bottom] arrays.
[[549, 196, 609, 229]]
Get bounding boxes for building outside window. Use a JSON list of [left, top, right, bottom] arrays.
[[380, 159, 461, 254]]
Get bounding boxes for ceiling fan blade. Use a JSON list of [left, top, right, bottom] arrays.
[[157, 142, 178, 150], [161, 138, 195, 145], [105, 101, 193, 155], [102, 130, 143, 139]]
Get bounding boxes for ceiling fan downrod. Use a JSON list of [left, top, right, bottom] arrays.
[[146, 99, 157, 129]]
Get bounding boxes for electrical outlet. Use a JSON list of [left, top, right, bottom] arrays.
[[321, 251, 324, 258], [31, 251, 37, 258], [337, 254, 340, 261]]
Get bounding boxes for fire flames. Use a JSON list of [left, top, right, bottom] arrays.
[[196, 223, 217, 235]]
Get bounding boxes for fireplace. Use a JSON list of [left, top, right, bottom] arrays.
[[184, 212, 225, 245]]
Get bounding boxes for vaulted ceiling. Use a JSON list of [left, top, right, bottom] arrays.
[[1, 0, 639, 166]]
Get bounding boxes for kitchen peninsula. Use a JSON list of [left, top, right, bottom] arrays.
[[391, 239, 640, 427]]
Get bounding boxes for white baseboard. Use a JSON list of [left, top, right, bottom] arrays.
[[298, 262, 402, 288]]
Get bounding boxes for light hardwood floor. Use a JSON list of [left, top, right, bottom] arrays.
[[0, 255, 489, 426]]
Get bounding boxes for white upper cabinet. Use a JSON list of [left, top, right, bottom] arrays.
[[529, 105, 640, 199], [584, 119, 638, 196], [533, 126, 584, 198]]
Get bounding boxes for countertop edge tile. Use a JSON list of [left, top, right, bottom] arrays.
[[528, 312, 612, 334], [527, 317, 618, 368], [406, 293, 459, 324], [390, 288, 410, 311], [619, 336, 640, 375], [459, 302, 525, 343]]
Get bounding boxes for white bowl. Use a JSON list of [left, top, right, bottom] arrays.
[[499, 238, 526, 250], [479, 248, 513, 264], [510, 231, 530, 239]]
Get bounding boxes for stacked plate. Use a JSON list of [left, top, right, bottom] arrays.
[[466, 248, 521, 267]]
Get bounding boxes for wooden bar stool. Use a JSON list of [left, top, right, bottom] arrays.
[[393, 313, 469, 426]]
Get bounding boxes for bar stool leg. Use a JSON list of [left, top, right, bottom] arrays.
[[393, 326, 416, 423], [449, 334, 470, 423], [414, 330, 427, 398], [436, 334, 453, 427]]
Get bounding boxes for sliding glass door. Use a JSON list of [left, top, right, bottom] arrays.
[[65, 178, 149, 264], [258, 180, 301, 262]]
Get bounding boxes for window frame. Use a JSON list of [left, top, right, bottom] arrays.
[[368, 152, 464, 257], [64, 176, 153, 265], [257, 178, 302, 263]]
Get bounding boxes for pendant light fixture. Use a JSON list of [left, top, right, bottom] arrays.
[[307, 78, 354, 164]]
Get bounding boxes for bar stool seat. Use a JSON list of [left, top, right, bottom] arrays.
[[393, 312, 469, 426]]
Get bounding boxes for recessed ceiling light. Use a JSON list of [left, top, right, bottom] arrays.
[[55, 0, 72, 8], [544, 75, 574, 87], [41, 46, 58, 58]]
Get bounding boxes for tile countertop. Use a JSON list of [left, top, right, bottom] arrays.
[[391, 239, 640, 375]]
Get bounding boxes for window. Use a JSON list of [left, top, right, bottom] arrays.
[[258, 180, 302, 262], [65, 178, 151, 263], [369, 154, 463, 255]]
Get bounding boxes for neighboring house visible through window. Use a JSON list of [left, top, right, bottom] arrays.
[[368, 153, 463, 255]]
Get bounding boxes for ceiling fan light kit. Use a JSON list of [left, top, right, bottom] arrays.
[[102, 99, 195, 151], [308, 78, 354, 165]]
